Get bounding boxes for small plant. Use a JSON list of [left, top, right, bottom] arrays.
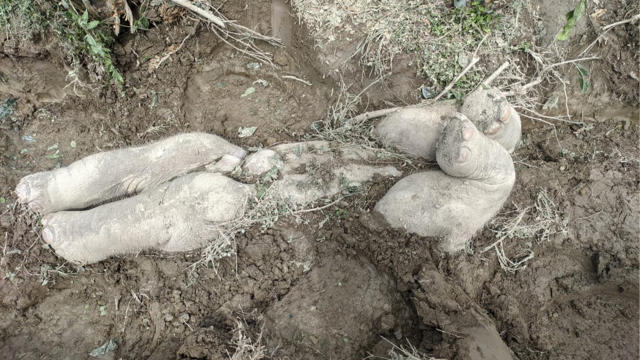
[[556, 0, 587, 41], [0, 0, 48, 40], [131, 4, 150, 33], [64, 8, 124, 89], [1, 1, 125, 90], [575, 64, 590, 93], [454, 0, 496, 36], [0, 98, 17, 121]]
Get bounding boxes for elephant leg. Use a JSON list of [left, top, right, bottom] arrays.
[[16, 133, 246, 214], [40, 172, 253, 264]]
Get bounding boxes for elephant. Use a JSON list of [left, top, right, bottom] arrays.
[[15, 87, 520, 264]]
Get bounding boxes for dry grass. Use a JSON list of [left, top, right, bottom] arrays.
[[292, 0, 527, 97], [370, 337, 443, 360], [292, 0, 623, 131], [482, 188, 568, 273], [228, 319, 267, 360], [0, 203, 75, 286], [307, 76, 420, 168]]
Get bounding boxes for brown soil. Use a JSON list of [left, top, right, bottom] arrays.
[[1, 1, 638, 360]]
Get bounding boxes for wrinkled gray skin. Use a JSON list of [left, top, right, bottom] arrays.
[[17, 138, 402, 264], [15, 89, 520, 264], [375, 87, 521, 159], [374, 114, 516, 252]]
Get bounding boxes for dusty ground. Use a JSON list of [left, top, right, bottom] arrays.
[[0, 0, 638, 359]]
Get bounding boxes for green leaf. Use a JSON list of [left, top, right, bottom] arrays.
[[556, 0, 586, 41], [111, 69, 124, 88], [576, 64, 590, 93], [84, 34, 98, 49], [86, 20, 100, 30], [80, 10, 89, 26], [0, 98, 17, 120]]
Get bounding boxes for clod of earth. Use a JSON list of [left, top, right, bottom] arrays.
[[15, 88, 521, 264]]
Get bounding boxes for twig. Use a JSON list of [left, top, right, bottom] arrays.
[[514, 106, 584, 125], [543, 56, 600, 72], [481, 61, 510, 88], [346, 107, 401, 124], [579, 14, 640, 57], [150, 34, 191, 71], [434, 56, 480, 101], [281, 75, 312, 86], [515, 57, 600, 95], [602, 13, 640, 31], [293, 197, 344, 214], [170, 0, 226, 28]]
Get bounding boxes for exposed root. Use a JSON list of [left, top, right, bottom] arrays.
[[172, 0, 282, 65], [170, 0, 225, 28]]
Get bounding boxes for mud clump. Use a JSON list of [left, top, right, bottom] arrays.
[[264, 255, 407, 359]]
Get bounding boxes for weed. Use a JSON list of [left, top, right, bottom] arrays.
[[556, 0, 586, 41], [0, 0, 48, 40], [455, 1, 497, 36], [1, 1, 125, 90], [59, 5, 124, 89], [131, 4, 150, 34], [294, 0, 511, 98]]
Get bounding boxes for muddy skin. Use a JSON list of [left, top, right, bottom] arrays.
[[20, 137, 403, 264], [374, 114, 515, 252], [374, 87, 521, 159], [41, 172, 253, 264], [15, 107, 517, 264], [15, 133, 246, 214]]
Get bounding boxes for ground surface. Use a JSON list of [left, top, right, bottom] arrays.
[[0, 0, 638, 359]]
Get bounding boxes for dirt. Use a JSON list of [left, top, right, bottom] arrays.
[[1, 1, 638, 360]]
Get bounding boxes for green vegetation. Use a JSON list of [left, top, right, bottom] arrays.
[[0, 98, 17, 120], [0, 0, 48, 40], [357, 0, 501, 98], [575, 64, 590, 93], [417, 1, 498, 98], [0, 0, 149, 90], [556, 0, 586, 41], [60, 7, 123, 89]]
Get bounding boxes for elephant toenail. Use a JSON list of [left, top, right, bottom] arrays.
[[486, 122, 501, 135], [15, 182, 29, 202], [462, 125, 474, 140], [458, 147, 471, 162], [500, 107, 511, 123], [42, 227, 55, 244]]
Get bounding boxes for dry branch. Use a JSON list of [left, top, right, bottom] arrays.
[[434, 56, 480, 101], [602, 13, 640, 31], [170, 0, 226, 28], [481, 61, 510, 88]]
